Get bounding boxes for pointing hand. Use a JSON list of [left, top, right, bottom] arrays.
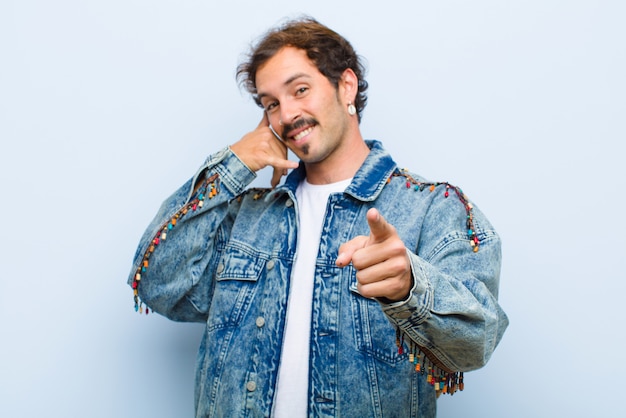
[[336, 208, 413, 302]]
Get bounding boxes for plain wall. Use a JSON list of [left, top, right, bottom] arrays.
[[1, 1, 624, 417]]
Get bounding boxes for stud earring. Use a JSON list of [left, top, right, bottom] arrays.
[[347, 102, 356, 116], [279, 120, 283, 126]]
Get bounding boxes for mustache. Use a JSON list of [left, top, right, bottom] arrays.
[[281, 117, 318, 140]]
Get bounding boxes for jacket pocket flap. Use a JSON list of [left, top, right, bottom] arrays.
[[216, 246, 265, 282]]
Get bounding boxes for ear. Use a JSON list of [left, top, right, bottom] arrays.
[[338, 68, 358, 104]]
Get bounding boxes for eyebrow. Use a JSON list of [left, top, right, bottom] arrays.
[[257, 72, 312, 102]]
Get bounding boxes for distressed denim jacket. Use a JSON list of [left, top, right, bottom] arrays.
[[128, 140, 508, 418]]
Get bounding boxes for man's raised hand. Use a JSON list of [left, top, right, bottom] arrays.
[[230, 113, 299, 188]]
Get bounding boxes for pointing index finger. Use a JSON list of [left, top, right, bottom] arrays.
[[366, 208, 393, 243]]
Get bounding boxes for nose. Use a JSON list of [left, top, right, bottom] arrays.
[[279, 99, 301, 127]]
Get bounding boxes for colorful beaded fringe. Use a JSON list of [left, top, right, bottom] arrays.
[[391, 169, 475, 395], [131, 173, 221, 314], [396, 328, 464, 397], [390, 169, 480, 252]]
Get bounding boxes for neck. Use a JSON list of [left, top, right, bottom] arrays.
[[304, 135, 370, 185]]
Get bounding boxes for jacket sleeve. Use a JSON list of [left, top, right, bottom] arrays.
[[127, 147, 256, 322], [381, 190, 509, 373]]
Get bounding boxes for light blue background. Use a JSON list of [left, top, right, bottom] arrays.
[[1, 1, 624, 417]]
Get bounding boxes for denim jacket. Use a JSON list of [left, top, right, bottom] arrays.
[[128, 140, 508, 418]]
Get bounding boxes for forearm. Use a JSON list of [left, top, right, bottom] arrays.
[[381, 233, 508, 372]]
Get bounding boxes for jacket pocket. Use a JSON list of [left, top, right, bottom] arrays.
[[349, 278, 407, 365], [206, 244, 266, 332]]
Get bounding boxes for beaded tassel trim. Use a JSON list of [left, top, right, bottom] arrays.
[[396, 328, 464, 397], [390, 169, 480, 252], [131, 173, 221, 314], [236, 187, 272, 202], [391, 169, 476, 395]]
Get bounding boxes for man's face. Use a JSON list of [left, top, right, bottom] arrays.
[[255, 47, 351, 165]]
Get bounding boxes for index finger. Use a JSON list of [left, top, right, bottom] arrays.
[[366, 208, 395, 243]]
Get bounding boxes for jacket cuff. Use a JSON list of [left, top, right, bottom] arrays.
[[380, 250, 432, 325], [198, 146, 256, 198]]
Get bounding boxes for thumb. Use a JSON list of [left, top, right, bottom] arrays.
[[335, 236, 368, 267], [366, 208, 394, 243]]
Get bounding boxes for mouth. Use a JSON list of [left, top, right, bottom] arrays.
[[284, 118, 317, 142], [292, 126, 314, 141]]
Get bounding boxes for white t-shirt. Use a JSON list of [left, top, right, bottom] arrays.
[[273, 178, 352, 417]]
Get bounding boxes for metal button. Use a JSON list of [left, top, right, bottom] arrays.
[[246, 381, 257, 392], [285, 199, 293, 207], [216, 263, 224, 274], [256, 317, 265, 328], [266, 260, 275, 270], [395, 311, 412, 319]]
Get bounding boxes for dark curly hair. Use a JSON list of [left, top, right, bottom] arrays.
[[237, 17, 369, 122]]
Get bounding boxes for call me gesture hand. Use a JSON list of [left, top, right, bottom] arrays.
[[230, 113, 299, 188], [336, 208, 414, 302]]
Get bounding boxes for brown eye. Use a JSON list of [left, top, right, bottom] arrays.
[[265, 101, 279, 112]]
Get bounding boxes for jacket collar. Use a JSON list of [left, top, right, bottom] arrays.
[[275, 140, 397, 202]]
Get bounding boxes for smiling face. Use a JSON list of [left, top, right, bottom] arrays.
[[255, 47, 363, 177]]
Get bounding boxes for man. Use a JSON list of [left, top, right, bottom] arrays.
[[129, 17, 508, 417]]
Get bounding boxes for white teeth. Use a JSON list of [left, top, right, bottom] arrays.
[[293, 127, 313, 141]]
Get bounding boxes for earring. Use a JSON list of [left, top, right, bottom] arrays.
[[347, 102, 356, 116], [279, 120, 283, 126]]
